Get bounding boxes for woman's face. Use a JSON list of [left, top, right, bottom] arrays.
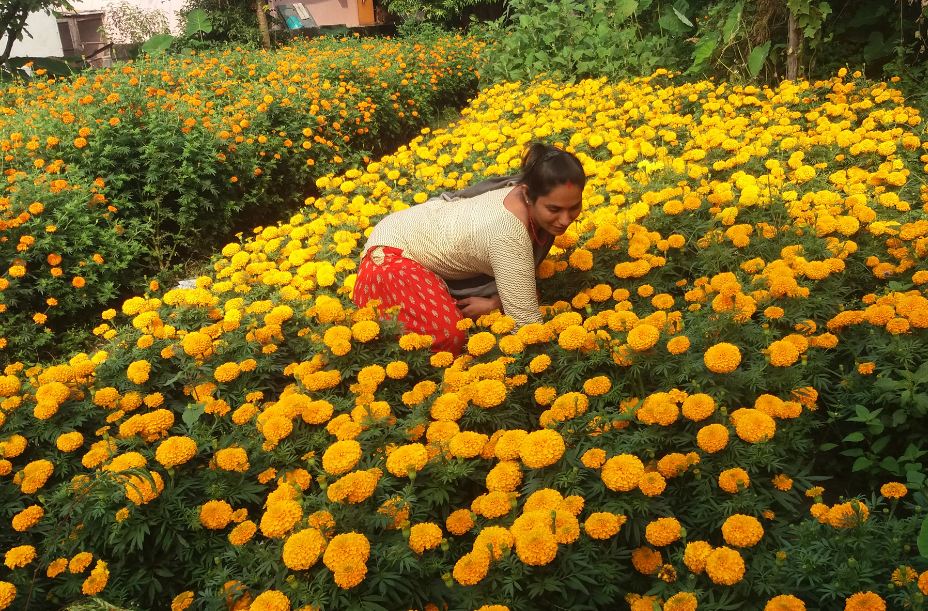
[[527, 182, 583, 236]]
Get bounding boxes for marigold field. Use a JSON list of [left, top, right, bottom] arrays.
[[3, 67, 928, 610]]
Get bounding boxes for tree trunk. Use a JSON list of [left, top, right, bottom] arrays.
[[0, 7, 29, 68], [786, 8, 800, 80], [255, 0, 271, 49]]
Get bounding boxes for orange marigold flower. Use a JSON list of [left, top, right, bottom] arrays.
[[704, 342, 741, 373]]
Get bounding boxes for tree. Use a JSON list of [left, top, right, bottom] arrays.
[[0, 0, 73, 68], [102, 0, 170, 45]]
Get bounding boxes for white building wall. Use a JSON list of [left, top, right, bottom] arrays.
[[71, 0, 187, 35], [0, 10, 64, 57]]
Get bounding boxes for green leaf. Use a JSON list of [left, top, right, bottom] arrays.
[[843, 432, 864, 442], [184, 9, 213, 36], [614, 0, 639, 22], [672, 6, 693, 27], [722, 1, 743, 43], [918, 515, 928, 558], [659, 10, 689, 33], [182, 403, 206, 429], [851, 456, 872, 472], [747, 41, 770, 77], [688, 33, 718, 73], [141, 33, 175, 54]]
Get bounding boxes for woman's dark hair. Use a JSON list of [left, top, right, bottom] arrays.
[[520, 142, 587, 202]]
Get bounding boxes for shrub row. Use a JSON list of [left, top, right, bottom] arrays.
[[0, 34, 484, 363]]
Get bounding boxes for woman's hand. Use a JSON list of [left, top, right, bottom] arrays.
[[456, 295, 502, 319]]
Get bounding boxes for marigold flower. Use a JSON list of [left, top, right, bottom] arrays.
[[518, 429, 565, 469], [81, 560, 109, 595], [56, 431, 84, 452], [703, 342, 741, 373], [765, 594, 806, 610], [408, 522, 443, 554], [215, 447, 249, 472], [705, 546, 745, 585], [638, 471, 667, 496], [0, 581, 15, 609], [645, 517, 682, 546], [126, 360, 151, 384], [260, 499, 303, 538], [249, 590, 291, 610], [731, 408, 776, 443], [844, 592, 885, 611], [514, 529, 558, 566], [322, 439, 362, 475], [683, 540, 712, 574], [584, 512, 626, 539], [601, 454, 645, 491], [696, 424, 729, 453], [326, 469, 381, 504], [718, 467, 750, 493], [11, 505, 44, 531], [171, 591, 194, 611], [721, 514, 764, 547], [228, 520, 257, 546], [631, 546, 662, 575], [880, 481, 907, 499], [323, 532, 370, 589], [386, 443, 428, 477], [155, 436, 197, 468], [4, 545, 36, 569], [453, 549, 490, 585], [664, 592, 697, 611], [200, 500, 234, 530], [282, 528, 326, 569]]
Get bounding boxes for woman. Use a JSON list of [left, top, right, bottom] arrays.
[[352, 143, 587, 354]]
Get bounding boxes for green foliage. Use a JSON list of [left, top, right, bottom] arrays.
[[383, 0, 496, 29], [480, 0, 693, 83], [0, 34, 484, 363]]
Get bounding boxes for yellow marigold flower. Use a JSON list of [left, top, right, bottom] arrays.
[[282, 528, 326, 570], [155, 436, 197, 469], [514, 528, 559, 566], [764, 594, 806, 610], [681, 393, 716, 421], [228, 520, 257, 546], [56, 431, 84, 452], [4, 545, 36, 569], [722, 514, 764, 547], [844, 592, 885, 611], [664, 592, 698, 611], [351, 320, 380, 342], [467, 331, 496, 356], [326, 469, 381, 504], [638, 471, 667, 496], [46, 558, 67, 578], [69, 551, 93, 573], [518, 429, 565, 469], [171, 591, 194, 611], [731, 408, 776, 443], [470, 379, 507, 408], [581, 448, 607, 469], [81, 560, 109, 595], [528, 354, 551, 374], [880, 481, 907, 499], [569, 248, 593, 270], [260, 499, 303, 538], [696, 424, 729, 453], [772, 474, 794, 491], [322, 440, 362, 475], [215, 447, 249, 472], [582, 375, 611, 396], [408, 522, 443, 554], [200, 500, 234, 530], [891, 565, 917, 586], [181, 331, 212, 357], [213, 362, 240, 383], [557, 324, 589, 350], [645, 517, 682, 546], [657, 453, 690, 478], [249, 590, 291, 610], [631, 546, 662, 575], [704, 342, 741, 373], [718, 468, 750, 493], [0, 581, 15, 609], [11, 505, 44, 531], [768, 339, 800, 367], [385, 361, 408, 379], [583, 512, 626, 539], [0, 375, 21, 397], [627, 323, 660, 351], [449, 431, 489, 459], [705, 546, 745, 585], [19, 459, 53, 493], [323, 532, 370, 589], [126, 360, 151, 384], [453, 549, 490, 585], [666, 335, 690, 355], [683, 540, 713, 574], [446, 508, 475, 536], [601, 454, 645, 491], [386, 443, 428, 477], [825, 500, 869, 528]]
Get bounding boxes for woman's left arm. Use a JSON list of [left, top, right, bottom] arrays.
[[456, 294, 502, 318]]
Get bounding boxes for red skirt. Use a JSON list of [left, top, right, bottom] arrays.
[[352, 246, 466, 355]]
